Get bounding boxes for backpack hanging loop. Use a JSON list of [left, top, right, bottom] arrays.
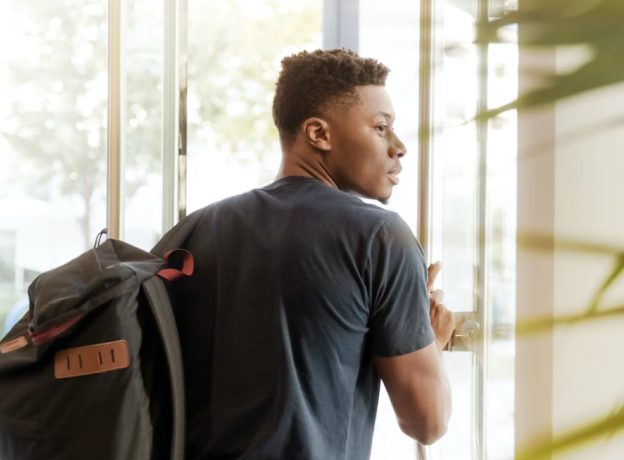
[[94, 228, 108, 248]]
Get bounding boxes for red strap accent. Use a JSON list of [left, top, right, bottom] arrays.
[[157, 249, 194, 281], [29, 314, 85, 346]]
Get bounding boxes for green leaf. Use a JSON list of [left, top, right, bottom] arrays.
[[587, 255, 624, 313], [478, 0, 624, 48], [518, 232, 623, 256], [517, 304, 624, 335], [478, 52, 624, 119]]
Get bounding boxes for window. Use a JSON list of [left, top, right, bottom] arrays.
[[123, 0, 165, 249], [0, 2, 518, 458], [186, 0, 323, 212], [0, 0, 108, 332]]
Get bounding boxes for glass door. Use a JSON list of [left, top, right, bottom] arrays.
[[429, 1, 483, 458], [361, 1, 517, 459], [428, 1, 517, 459]]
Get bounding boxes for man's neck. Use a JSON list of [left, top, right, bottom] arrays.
[[276, 151, 338, 190]]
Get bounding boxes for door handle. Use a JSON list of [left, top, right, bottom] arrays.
[[445, 311, 480, 352]]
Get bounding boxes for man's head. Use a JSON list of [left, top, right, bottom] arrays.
[[272, 49, 406, 203], [272, 49, 389, 143]]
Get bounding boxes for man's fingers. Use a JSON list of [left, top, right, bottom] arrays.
[[427, 263, 452, 349], [427, 261, 442, 292], [428, 297, 455, 350], [429, 289, 444, 304]]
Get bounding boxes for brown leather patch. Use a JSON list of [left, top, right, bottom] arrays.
[[54, 340, 130, 379], [0, 335, 29, 354]]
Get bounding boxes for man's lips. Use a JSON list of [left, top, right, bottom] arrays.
[[388, 166, 402, 185]]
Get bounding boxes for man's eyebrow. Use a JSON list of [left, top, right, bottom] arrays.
[[375, 111, 395, 121]]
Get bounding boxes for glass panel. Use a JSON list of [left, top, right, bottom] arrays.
[[429, 2, 480, 459], [124, 0, 164, 249], [0, 0, 108, 334], [484, 5, 517, 459], [186, 0, 322, 212], [430, 0, 479, 313]]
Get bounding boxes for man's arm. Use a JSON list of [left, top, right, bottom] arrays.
[[373, 264, 455, 445]]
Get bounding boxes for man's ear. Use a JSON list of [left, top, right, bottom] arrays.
[[302, 117, 331, 152]]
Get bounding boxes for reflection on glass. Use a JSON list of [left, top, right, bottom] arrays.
[[0, 0, 107, 332], [186, 0, 322, 212]]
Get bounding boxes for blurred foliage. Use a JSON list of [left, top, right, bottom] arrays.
[[514, 233, 623, 458], [517, 405, 624, 460], [477, 1, 624, 457], [2, 0, 108, 247], [516, 233, 624, 334], [187, 0, 320, 168], [1, 0, 162, 247], [1, 0, 320, 246], [476, 0, 624, 119]]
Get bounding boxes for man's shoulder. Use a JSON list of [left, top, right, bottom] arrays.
[[184, 177, 406, 232], [263, 176, 398, 218]]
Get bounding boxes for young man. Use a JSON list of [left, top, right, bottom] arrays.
[[155, 48, 454, 460]]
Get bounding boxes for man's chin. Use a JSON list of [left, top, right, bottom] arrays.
[[351, 187, 392, 204], [376, 190, 393, 205]]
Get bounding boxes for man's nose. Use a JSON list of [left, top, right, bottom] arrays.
[[389, 131, 407, 158]]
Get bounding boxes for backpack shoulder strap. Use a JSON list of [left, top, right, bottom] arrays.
[[142, 276, 185, 460], [147, 207, 204, 459]]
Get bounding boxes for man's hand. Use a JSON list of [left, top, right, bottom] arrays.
[[427, 262, 455, 351], [426, 262, 441, 293]]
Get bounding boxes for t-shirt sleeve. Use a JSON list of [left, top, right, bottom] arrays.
[[368, 213, 435, 357]]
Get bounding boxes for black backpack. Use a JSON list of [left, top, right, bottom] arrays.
[[0, 220, 198, 460]]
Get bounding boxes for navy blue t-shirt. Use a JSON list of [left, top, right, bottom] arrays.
[[165, 176, 434, 460]]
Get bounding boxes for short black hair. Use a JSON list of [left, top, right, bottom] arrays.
[[272, 48, 390, 144]]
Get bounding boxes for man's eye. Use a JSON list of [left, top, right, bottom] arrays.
[[376, 125, 388, 134]]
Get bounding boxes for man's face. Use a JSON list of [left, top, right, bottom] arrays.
[[324, 85, 406, 203]]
